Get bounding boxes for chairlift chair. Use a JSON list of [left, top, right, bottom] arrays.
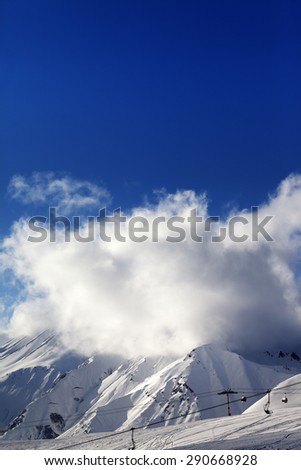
[[282, 394, 288, 403]]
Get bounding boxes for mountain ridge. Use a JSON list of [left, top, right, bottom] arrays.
[[1, 332, 301, 440]]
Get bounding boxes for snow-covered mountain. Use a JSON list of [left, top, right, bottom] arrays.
[[1, 332, 301, 441], [0, 332, 121, 437], [0, 332, 76, 431]]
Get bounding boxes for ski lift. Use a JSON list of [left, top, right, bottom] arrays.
[[282, 394, 288, 404], [240, 395, 247, 402], [264, 390, 273, 415], [128, 428, 136, 450]]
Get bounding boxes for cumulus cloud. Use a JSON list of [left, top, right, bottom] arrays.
[[1, 174, 301, 358], [8, 172, 110, 213]]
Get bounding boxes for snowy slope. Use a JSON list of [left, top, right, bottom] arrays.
[[0, 353, 173, 440], [2, 339, 301, 441], [1, 408, 301, 450], [243, 373, 301, 415], [0, 332, 85, 431], [0, 366, 59, 430], [0, 332, 60, 375], [1, 355, 127, 440]]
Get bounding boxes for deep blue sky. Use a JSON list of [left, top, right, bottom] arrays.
[[1, 0, 301, 229]]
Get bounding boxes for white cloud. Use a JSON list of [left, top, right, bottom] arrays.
[[8, 172, 110, 213], [1, 174, 301, 358]]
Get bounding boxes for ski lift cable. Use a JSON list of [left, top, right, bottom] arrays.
[[57, 389, 268, 450], [7, 377, 301, 431], [4, 388, 259, 428]]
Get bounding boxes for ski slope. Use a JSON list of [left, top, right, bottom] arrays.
[[0, 408, 301, 450]]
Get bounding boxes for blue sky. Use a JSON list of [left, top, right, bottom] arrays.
[[1, 0, 301, 230]]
